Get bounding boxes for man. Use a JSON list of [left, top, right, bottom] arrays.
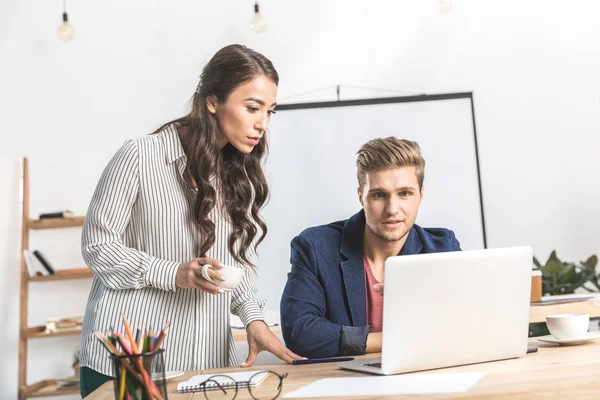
[[280, 137, 461, 358]]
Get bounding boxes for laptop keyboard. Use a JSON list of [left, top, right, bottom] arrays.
[[363, 362, 382, 368]]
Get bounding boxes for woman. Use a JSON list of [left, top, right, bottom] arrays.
[[79, 44, 302, 397]]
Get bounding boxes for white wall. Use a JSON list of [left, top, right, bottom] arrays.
[[1, 0, 600, 398]]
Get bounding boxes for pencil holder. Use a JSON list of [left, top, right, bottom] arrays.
[[110, 348, 168, 400]]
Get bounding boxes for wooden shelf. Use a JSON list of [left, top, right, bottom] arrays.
[[24, 325, 82, 340], [18, 159, 89, 399], [26, 217, 85, 230], [28, 268, 93, 282], [21, 378, 80, 398]]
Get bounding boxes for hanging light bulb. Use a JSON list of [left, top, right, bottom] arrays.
[[437, 0, 452, 14], [58, 13, 75, 41], [250, 1, 267, 33], [57, 0, 75, 41]]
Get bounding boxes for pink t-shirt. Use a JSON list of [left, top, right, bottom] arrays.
[[364, 257, 383, 333]]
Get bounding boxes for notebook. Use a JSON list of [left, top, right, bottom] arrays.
[[177, 370, 269, 393]]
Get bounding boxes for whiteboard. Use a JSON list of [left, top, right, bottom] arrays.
[[256, 93, 486, 309]]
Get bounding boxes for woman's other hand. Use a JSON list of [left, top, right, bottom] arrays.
[[242, 320, 304, 366], [176, 257, 226, 294]]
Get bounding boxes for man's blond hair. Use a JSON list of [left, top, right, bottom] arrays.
[[356, 137, 425, 191]]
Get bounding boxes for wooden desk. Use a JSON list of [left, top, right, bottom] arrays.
[[529, 293, 600, 323], [88, 337, 600, 399], [232, 326, 282, 342]]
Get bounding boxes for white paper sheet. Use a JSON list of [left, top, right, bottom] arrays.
[[282, 372, 486, 398]]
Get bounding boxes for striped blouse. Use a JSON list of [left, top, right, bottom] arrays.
[[80, 124, 266, 376]]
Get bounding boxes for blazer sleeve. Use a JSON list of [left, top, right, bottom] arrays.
[[281, 233, 368, 358], [81, 140, 180, 291], [450, 230, 462, 251]]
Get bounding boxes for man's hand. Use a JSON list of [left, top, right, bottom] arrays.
[[175, 257, 225, 294], [242, 321, 304, 366]]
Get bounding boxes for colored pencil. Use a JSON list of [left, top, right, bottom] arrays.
[[137, 329, 145, 354], [119, 316, 155, 399], [151, 321, 170, 351], [94, 315, 167, 400], [126, 377, 140, 400], [94, 332, 119, 355], [121, 312, 139, 354], [119, 363, 127, 400]]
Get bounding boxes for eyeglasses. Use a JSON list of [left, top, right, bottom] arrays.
[[199, 370, 288, 400]]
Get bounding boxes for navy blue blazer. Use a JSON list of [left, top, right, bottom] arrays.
[[280, 209, 461, 358]]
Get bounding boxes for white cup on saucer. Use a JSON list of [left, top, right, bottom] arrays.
[[201, 264, 244, 291], [545, 313, 590, 339]]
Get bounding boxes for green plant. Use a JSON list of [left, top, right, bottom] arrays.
[[529, 251, 598, 337], [533, 251, 598, 296], [582, 256, 600, 292]]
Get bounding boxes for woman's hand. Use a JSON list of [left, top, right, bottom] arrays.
[[241, 320, 304, 367], [175, 257, 226, 294]]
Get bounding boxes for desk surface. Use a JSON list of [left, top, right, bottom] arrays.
[[88, 337, 600, 399], [529, 293, 600, 323], [232, 326, 281, 342]]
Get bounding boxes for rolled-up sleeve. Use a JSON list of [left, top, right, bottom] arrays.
[[339, 326, 369, 356], [230, 264, 266, 326], [82, 140, 180, 291]]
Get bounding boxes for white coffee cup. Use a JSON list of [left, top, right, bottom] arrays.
[[545, 313, 590, 339], [201, 264, 244, 291]]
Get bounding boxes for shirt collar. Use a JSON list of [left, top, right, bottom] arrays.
[[161, 124, 186, 165], [399, 226, 424, 255]]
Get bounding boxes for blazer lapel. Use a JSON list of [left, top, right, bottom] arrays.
[[340, 210, 367, 327], [399, 227, 423, 255]]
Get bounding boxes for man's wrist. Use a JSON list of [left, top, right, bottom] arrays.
[[366, 332, 382, 353]]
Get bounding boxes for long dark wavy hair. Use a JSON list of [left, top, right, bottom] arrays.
[[155, 44, 278, 267]]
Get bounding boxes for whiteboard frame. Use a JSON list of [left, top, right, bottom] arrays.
[[275, 91, 488, 248]]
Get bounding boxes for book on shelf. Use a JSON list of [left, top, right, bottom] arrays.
[[44, 325, 83, 334], [45, 316, 83, 334], [56, 376, 80, 388], [32, 250, 56, 275], [23, 250, 39, 277], [38, 210, 74, 219], [23, 249, 47, 276]]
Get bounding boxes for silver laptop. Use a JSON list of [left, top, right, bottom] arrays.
[[338, 246, 532, 375]]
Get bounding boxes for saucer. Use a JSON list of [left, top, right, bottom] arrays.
[[151, 371, 184, 381], [537, 331, 600, 345]]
